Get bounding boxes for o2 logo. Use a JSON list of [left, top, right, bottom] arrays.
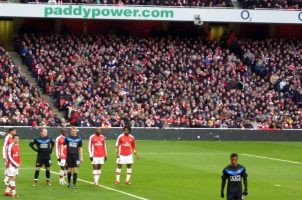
[[298, 12, 302, 22], [241, 10, 252, 22]]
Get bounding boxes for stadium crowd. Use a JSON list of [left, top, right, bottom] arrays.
[[238, 0, 302, 9], [15, 33, 302, 129], [0, 45, 60, 126]]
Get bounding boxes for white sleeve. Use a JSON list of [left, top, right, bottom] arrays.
[[2, 136, 8, 159], [55, 137, 59, 158], [88, 135, 93, 157], [104, 137, 107, 157], [115, 134, 121, 147], [8, 144, 18, 167]]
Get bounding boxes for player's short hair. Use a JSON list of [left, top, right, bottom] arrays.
[[40, 128, 47, 133], [8, 128, 15, 133], [60, 129, 67, 134], [230, 153, 238, 158], [13, 134, 19, 138], [123, 125, 131, 133]]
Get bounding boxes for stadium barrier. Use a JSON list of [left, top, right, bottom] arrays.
[[0, 126, 301, 141]]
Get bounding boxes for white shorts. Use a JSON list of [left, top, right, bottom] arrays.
[[116, 155, 133, 165], [57, 159, 66, 167], [92, 157, 105, 165], [7, 165, 19, 177]]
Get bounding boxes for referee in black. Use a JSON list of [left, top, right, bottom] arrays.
[[221, 153, 248, 200], [29, 128, 54, 186], [63, 127, 83, 189]]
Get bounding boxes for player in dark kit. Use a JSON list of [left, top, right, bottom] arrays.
[[63, 127, 83, 189], [29, 128, 54, 186], [221, 153, 248, 200]]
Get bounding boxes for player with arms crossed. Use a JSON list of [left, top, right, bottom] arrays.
[[221, 153, 248, 200], [2, 128, 17, 186], [115, 126, 138, 185], [29, 128, 54, 186], [64, 127, 83, 189], [3, 134, 21, 198], [88, 127, 107, 186], [56, 129, 67, 185]]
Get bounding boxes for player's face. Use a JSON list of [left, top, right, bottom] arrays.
[[96, 128, 101, 135], [10, 130, 17, 136], [41, 130, 48, 138], [61, 131, 66, 136], [71, 129, 77, 136], [13, 136, 19, 144], [124, 128, 130, 135], [230, 156, 238, 167]]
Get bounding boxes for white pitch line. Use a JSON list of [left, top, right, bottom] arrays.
[[243, 153, 302, 165], [48, 170, 149, 200]]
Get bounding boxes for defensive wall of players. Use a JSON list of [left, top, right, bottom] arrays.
[[0, 127, 301, 141]]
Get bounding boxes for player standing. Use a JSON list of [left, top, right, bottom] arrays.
[[115, 126, 138, 185], [56, 129, 67, 185], [88, 127, 107, 186], [29, 128, 54, 186], [2, 128, 17, 186], [221, 153, 248, 200], [3, 134, 21, 198], [64, 127, 83, 189]]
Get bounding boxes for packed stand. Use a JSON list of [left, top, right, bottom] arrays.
[[0, 45, 60, 126], [15, 34, 302, 129], [239, 0, 302, 9], [22, 0, 233, 7]]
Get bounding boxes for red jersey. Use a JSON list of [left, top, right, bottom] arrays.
[[7, 143, 21, 167], [88, 134, 107, 157], [116, 134, 136, 156], [56, 135, 67, 159], [2, 134, 13, 160]]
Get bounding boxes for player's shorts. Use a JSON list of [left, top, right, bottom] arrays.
[[116, 155, 133, 164], [36, 155, 52, 168], [7, 165, 19, 177], [227, 194, 243, 200], [92, 157, 105, 165], [57, 159, 66, 167], [66, 154, 80, 168]]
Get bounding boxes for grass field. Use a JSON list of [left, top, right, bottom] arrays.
[[2, 140, 302, 200]]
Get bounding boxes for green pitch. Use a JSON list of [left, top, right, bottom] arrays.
[[3, 140, 302, 200]]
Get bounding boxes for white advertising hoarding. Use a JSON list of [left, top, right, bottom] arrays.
[[0, 4, 302, 23]]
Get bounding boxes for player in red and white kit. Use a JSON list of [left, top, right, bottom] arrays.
[[115, 126, 138, 185], [2, 128, 16, 186], [88, 127, 107, 185], [56, 129, 67, 185], [3, 134, 20, 198]]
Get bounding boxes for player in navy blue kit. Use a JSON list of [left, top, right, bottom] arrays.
[[29, 128, 54, 186], [63, 127, 83, 189], [221, 153, 248, 200]]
